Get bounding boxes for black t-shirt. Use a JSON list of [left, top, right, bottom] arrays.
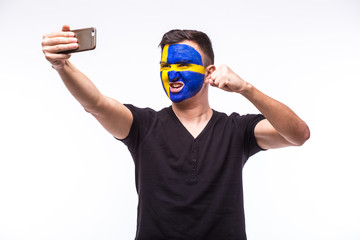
[[120, 104, 265, 240]]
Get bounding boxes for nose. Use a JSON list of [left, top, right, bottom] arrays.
[[168, 71, 180, 82]]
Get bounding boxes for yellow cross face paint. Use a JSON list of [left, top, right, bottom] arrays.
[[160, 44, 205, 102]]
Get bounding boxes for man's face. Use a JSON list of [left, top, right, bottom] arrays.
[[160, 43, 205, 103]]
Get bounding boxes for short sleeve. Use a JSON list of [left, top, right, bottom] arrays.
[[245, 114, 266, 157], [232, 113, 265, 161], [116, 104, 157, 153]]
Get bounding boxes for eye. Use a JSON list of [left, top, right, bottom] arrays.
[[161, 64, 171, 70], [178, 63, 190, 68]]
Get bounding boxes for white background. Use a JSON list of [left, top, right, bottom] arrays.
[[1, 0, 359, 239]]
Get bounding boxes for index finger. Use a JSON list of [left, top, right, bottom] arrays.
[[210, 69, 218, 81], [43, 31, 75, 39]]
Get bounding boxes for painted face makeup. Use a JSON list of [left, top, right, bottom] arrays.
[[160, 44, 205, 103]]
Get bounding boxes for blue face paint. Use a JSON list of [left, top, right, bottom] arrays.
[[160, 44, 205, 103]]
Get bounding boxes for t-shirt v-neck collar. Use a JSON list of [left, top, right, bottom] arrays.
[[168, 106, 216, 141]]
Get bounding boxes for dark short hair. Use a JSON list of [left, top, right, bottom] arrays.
[[159, 29, 214, 67]]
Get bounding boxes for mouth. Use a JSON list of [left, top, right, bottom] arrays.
[[169, 81, 184, 93]]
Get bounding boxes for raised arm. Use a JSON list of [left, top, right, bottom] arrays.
[[205, 64, 310, 149], [42, 25, 133, 140]]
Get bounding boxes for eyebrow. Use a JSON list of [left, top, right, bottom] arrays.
[[159, 60, 192, 64]]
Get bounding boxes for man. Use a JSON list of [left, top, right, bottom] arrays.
[[42, 25, 310, 240]]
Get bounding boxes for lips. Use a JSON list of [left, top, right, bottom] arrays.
[[169, 81, 184, 93]]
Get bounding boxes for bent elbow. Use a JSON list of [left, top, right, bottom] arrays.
[[294, 123, 311, 146]]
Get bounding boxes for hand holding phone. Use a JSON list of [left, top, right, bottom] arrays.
[[42, 25, 97, 70], [61, 27, 96, 54]]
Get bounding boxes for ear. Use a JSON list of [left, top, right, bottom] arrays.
[[205, 65, 216, 80], [205, 65, 216, 76]]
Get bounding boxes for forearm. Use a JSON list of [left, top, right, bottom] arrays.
[[56, 60, 103, 113], [240, 83, 310, 145]]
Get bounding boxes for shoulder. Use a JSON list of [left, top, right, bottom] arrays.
[[120, 104, 172, 147], [123, 104, 176, 133], [124, 104, 156, 114], [212, 109, 264, 127], [124, 104, 171, 118]]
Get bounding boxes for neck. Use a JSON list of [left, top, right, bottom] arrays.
[[171, 84, 212, 122]]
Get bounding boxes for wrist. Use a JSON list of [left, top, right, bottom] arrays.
[[52, 64, 64, 71], [237, 81, 253, 95], [52, 60, 70, 72]]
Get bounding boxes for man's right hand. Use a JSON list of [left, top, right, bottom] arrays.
[[42, 25, 79, 70], [41, 25, 133, 140]]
